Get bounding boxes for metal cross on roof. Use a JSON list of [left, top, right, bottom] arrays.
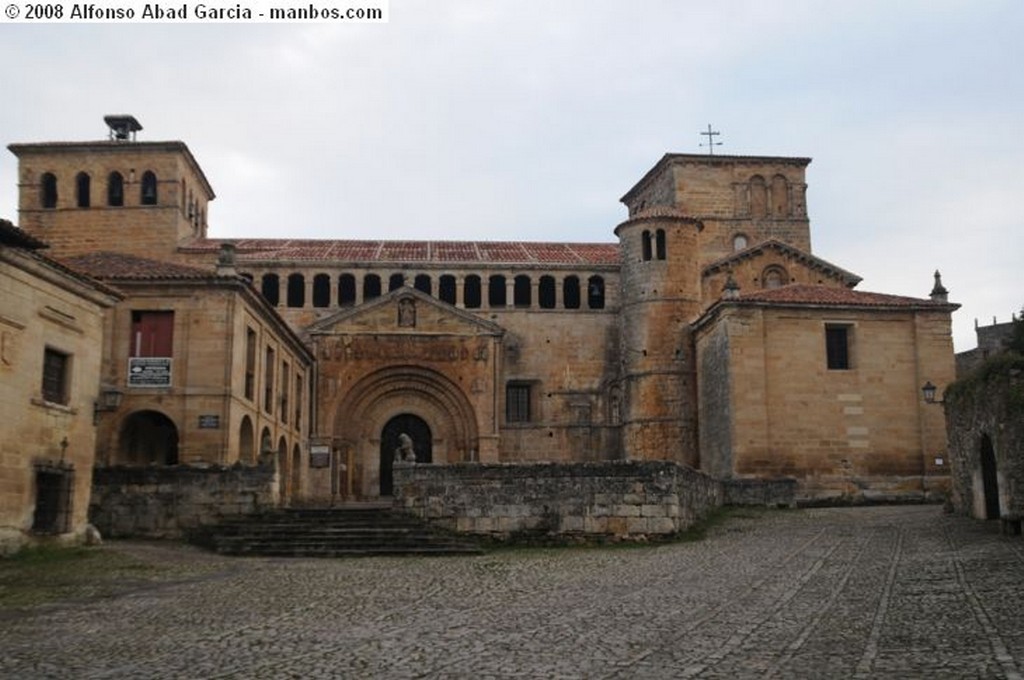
[[699, 124, 722, 155]]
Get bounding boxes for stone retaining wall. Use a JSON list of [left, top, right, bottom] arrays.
[[394, 461, 793, 539], [89, 464, 277, 539]]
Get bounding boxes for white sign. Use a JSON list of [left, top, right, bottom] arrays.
[[128, 357, 172, 387]]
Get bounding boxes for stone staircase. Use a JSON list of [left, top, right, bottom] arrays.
[[189, 504, 484, 557]]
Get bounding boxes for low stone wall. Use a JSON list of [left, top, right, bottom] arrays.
[[89, 464, 277, 539], [393, 460, 725, 540], [723, 478, 798, 508]]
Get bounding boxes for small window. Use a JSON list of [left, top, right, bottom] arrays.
[[261, 274, 280, 306], [464, 275, 482, 308], [655, 229, 667, 260], [641, 230, 652, 261], [733, 234, 748, 251], [287, 273, 305, 308], [75, 172, 90, 208], [563, 276, 581, 309], [244, 328, 256, 401], [439, 275, 457, 304], [762, 266, 787, 289], [825, 324, 853, 370], [506, 382, 532, 423], [489, 275, 507, 307], [141, 171, 158, 205], [363, 274, 382, 301], [513, 275, 531, 308], [107, 172, 124, 207], [338, 274, 357, 306], [538, 276, 556, 309], [42, 348, 70, 405], [414, 274, 432, 295], [587, 276, 605, 310], [312, 274, 331, 308], [41, 173, 58, 209], [264, 347, 275, 414]]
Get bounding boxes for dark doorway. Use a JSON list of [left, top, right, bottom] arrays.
[[120, 411, 179, 465], [32, 465, 74, 534], [379, 414, 432, 496], [980, 434, 1000, 519]]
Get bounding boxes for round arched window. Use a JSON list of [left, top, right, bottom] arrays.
[[733, 234, 748, 251]]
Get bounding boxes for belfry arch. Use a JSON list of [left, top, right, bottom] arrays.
[[331, 365, 480, 498]]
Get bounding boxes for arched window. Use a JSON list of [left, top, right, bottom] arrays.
[[338, 274, 356, 306], [513, 275, 531, 308], [538, 275, 556, 309], [261, 274, 280, 306], [107, 172, 124, 207], [388, 273, 404, 292], [488, 275, 507, 307], [587, 276, 605, 309], [655, 229, 667, 260], [287, 274, 305, 307], [563, 276, 581, 309], [414, 274, 432, 295], [75, 172, 90, 208], [641, 230, 652, 261], [749, 175, 767, 218], [762, 266, 788, 289], [363, 274, 382, 301], [40, 173, 57, 209], [312, 274, 331, 307], [733, 233, 749, 251], [239, 416, 255, 465], [771, 174, 789, 217], [141, 171, 158, 206], [439, 275, 457, 304], [464, 275, 482, 308]]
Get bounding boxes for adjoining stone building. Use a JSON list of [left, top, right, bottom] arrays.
[[0, 219, 119, 554], [6, 117, 960, 508]]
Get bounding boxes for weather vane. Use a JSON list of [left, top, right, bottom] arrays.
[[699, 124, 722, 155]]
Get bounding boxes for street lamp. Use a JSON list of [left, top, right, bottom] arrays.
[[921, 381, 943, 404]]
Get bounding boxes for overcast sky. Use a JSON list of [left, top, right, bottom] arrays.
[[1, 0, 1020, 351]]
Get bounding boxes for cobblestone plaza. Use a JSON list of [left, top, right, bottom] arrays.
[[3, 506, 1023, 679]]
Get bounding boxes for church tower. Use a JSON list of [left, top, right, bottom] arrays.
[[8, 115, 214, 261], [614, 208, 703, 465]]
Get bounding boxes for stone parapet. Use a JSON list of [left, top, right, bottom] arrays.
[[89, 464, 276, 539]]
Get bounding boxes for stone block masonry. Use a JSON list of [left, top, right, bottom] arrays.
[[89, 464, 277, 539], [394, 460, 795, 540]]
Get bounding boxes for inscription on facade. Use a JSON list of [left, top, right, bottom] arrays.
[[319, 337, 489, 363]]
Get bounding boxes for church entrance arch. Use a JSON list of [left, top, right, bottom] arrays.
[[379, 414, 432, 496], [980, 434, 1000, 519], [332, 365, 479, 499]]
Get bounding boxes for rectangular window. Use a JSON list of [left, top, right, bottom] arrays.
[[131, 311, 174, 357], [295, 373, 303, 432], [506, 382, 532, 423], [281, 361, 290, 424], [825, 324, 852, 370], [264, 347, 275, 414], [42, 348, 70, 405], [244, 328, 256, 401]]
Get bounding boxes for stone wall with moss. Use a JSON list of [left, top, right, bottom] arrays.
[[944, 355, 1024, 519]]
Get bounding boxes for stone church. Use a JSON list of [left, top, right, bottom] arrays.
[[6, 116, 958, 510]]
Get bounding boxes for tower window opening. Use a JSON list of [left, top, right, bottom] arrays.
[[338, 274, 356, 306], [488, 275, 507, 307], [563, 276, 581, 309], [641, 230, 652, 261], [312, 274, 331, 307], [107, 171, 124, 207], [287, 274, 305, 308], [439, 275, 457, 304], [41, 173, 58, 209], [464, 275, 482, 308], [363, 274, 382, 301], [414, 274, 432, 295], [587, 276, 605, 309], [261, 273, 280, 306], [513, 275, 531, 308], [389, 273, 404, 292], [655, 229, 667, 260], [141, 171, 158, 205], [75, 172, 90, 208], [538, 276, 556, 309]]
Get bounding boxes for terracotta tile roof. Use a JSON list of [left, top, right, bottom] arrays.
[[735, 284, 950, 308], [179, 238, 620, 266], [62, 251, 218, 281]]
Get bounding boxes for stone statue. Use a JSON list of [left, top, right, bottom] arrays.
[[394, 433, 416, 463]]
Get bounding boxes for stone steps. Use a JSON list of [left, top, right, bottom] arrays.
[[190, 506, 483, 558]]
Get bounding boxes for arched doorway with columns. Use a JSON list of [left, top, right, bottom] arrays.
[[332, 365, 479, 499]]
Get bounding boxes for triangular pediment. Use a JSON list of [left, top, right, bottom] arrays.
[[703, 239, 862, 288], [305, 286, 505, 337]]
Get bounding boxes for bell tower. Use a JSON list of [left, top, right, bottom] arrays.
[[8, 115, 215, 262]]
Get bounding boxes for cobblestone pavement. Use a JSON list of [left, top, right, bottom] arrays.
[[3, 506, 1024, 679]]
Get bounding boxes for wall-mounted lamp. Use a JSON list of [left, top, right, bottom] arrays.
[[921, 381, 944, 404], [93, 387, 124, 424]]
